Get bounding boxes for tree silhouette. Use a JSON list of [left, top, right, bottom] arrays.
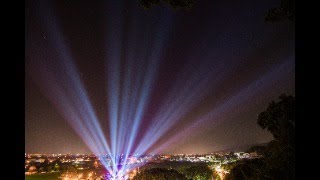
[[183, 165, 213, 180], [225, 159, 265, 180], [265, 0, 295, 22], [257, 94, 295, 146]]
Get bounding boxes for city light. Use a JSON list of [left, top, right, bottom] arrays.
[[25, 151, 262, 179]]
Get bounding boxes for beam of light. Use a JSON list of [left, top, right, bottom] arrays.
[[107, 6, 274, 171], [130, 15, 270, 156], [28, 0, 114, 172], [114, 2, 149, 173], [133, 31, 293, 155], [121, 9, 174, 174], [116, 0, 138, 164], [133, 50, 246, 155], [104, 1, 175, 175], [125, 9, 173, 153], [40, 1, 112, 157], [104, 0, 126, 174], [27, 56, 112, 171], [151, 58, 294, 153]]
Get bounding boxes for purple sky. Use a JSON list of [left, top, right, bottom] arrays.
[[25, 0, 294, 154]]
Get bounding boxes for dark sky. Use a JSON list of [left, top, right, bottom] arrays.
[[25, 0, 295, 154]]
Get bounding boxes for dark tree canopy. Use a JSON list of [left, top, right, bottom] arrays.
[[183, 165, 213, 180], [225, 159, 265, 180], [265, 0, 295, 22], [257, 94, 295, 146], [139, 0, 195, 10], [133, 168, 187, 180]]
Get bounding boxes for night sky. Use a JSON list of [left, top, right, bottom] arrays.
[[25, 0, 295, 154]]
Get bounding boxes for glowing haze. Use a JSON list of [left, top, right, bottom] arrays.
[[26, 0, 294, 177]]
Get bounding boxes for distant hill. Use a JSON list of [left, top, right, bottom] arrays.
[[213, 142, 269, 153]]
